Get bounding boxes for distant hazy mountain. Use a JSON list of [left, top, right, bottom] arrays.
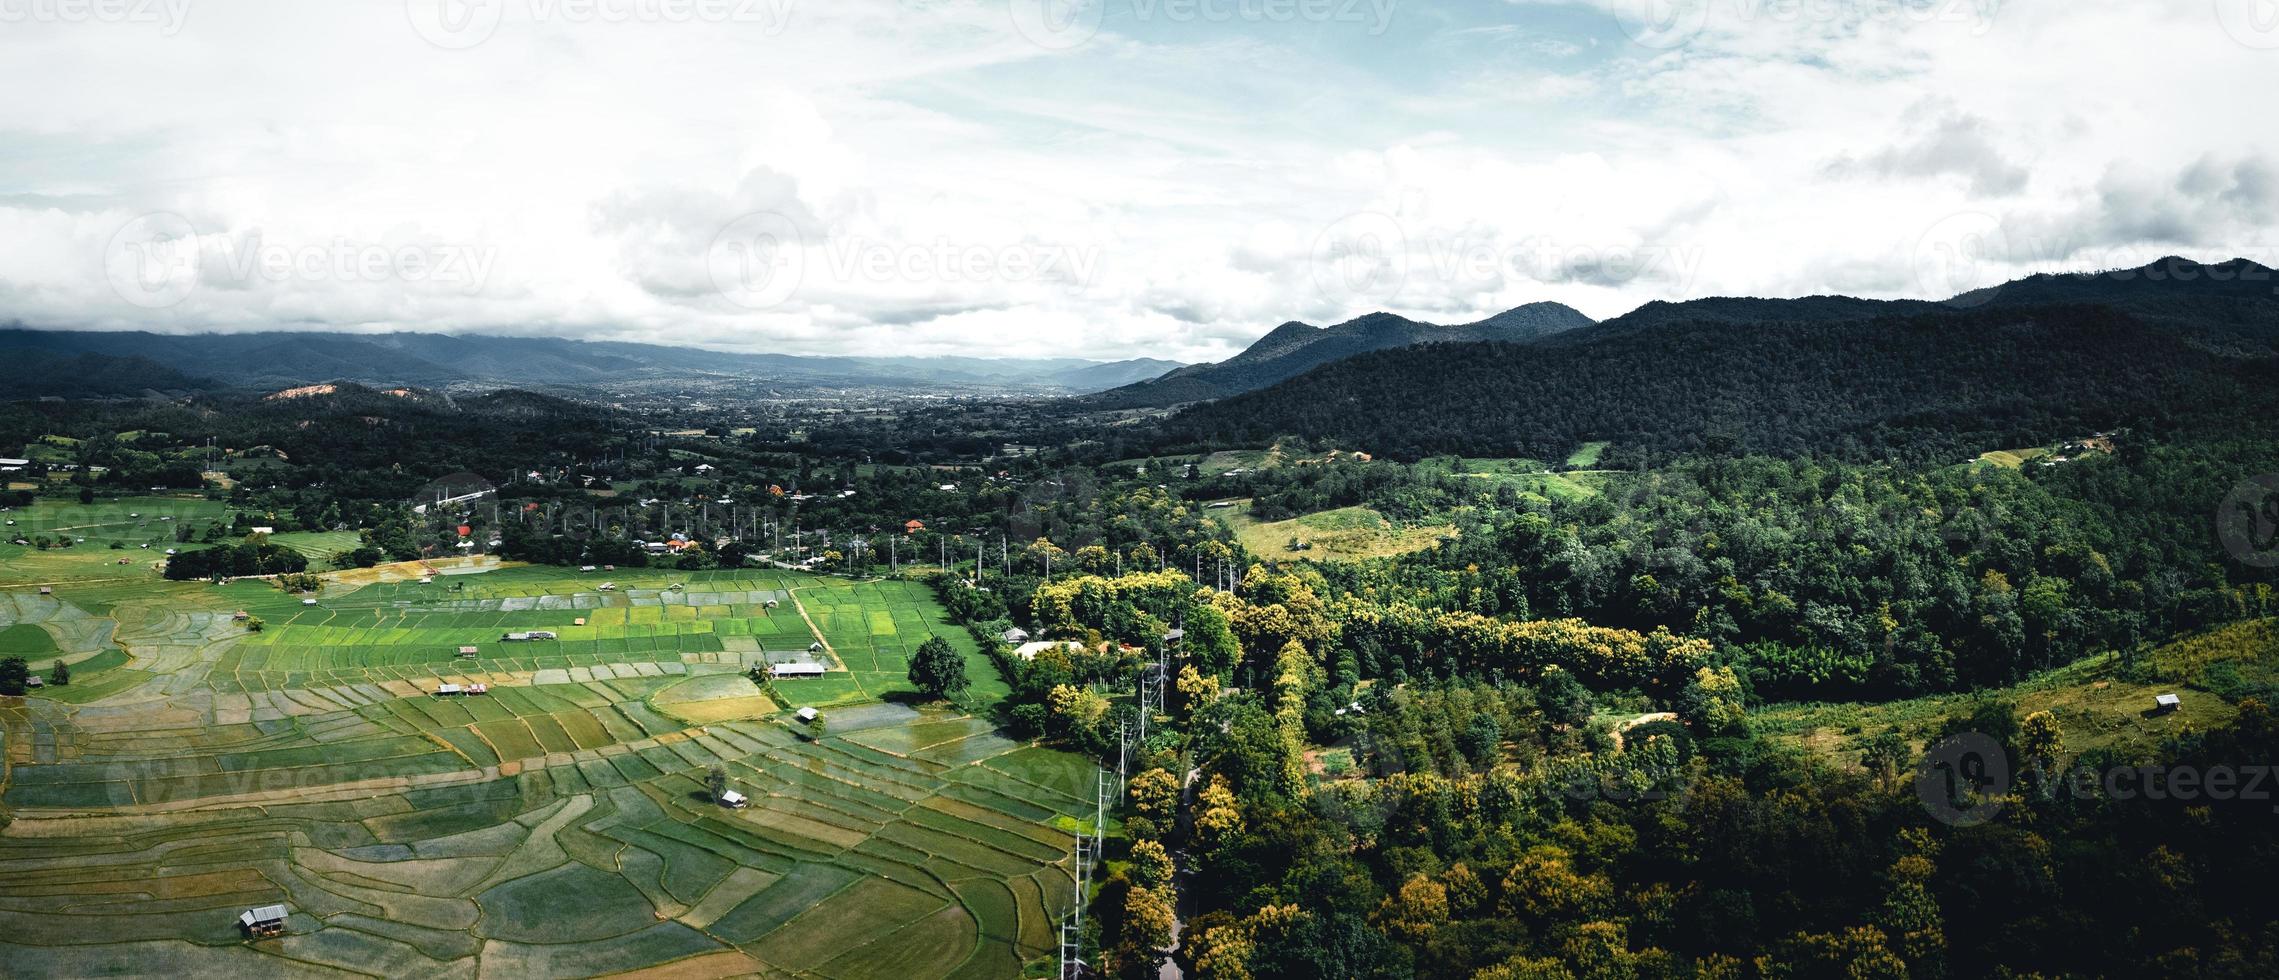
[[0, 329, 1188, 395], [1082, 301, 1594, 408], [1164, 257, 2279, 464]]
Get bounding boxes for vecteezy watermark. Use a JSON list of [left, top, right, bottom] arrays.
[[407, 0, 795, 50], [706, 211, 1104, 311], [0, 0, 190, 34], [1009, 0, 1398, 51], [103, 213, 499, 310], [2218, 473, 2279, 569], [1608, 0, 2000, 51], [1912, 210, 2279, 305], [1916, 731, 2009, 826], [1307, 210, 1708, 311], [1310, 211, 1409, 310], [2215, 0, 2279, 49], [105, 212, 202, 310], [1918, 732, 2279, 826], [708, 212, 806, 310], [1911, 210, 2008, 307]]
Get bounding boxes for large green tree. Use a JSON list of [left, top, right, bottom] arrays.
[[907, 634, 969, 700], [0, 657, 28, 696]]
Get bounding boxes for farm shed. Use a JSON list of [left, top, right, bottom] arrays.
[[502, 632, 532, 642], [719, 789, 748, 808], [796, 707, 819, 722], [457, 646, 480, 658], [1000, 626, 1031, 644], [238, 904, 288, 937], [435, 683, 464, 697], [771, 663, 827, 679], [39, 586, 53, 595], [2154, 693, 2182, 713]]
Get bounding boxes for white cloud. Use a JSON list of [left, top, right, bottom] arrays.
[[0, 0, 2274, 360]]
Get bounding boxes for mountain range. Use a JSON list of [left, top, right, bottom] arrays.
[[1163, 256, 2279, 464], [1079, 301, 1595, 408], [0, 328, 1185, 396]]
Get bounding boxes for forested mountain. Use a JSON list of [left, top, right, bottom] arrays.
[[1082, 302, 1593, 408], [0, 350, 208, 398], [1575, 256, 2279, 348], [0, 328, 1182, 394], [1165, 262, 2279, 465]]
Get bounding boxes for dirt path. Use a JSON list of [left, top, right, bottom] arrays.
[[1610, 711, 1679, 752]]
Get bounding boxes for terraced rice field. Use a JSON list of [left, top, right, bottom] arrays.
[[0, 555, 1089, 977]]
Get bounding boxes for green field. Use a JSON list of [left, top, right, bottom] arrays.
[[0, 557, 1088, 977], [1564, 441, 1611, 468], [1445, 457, 1600, 502], [1210, 499, 1452, 562], [1757, 618, 2279, 767], [266, 531, 365, 566], [0, 497, 234, 594], [1974, 446, 2052, 468]]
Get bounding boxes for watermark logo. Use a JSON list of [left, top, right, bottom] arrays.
[[1913, 210, 2009, 306], [1011, 0, 1397, 51], [0, 0, 192, 34], [1009, 0, 1104, 50], [2218, 473, 2279, 568], [103, 214, 498, 309], [409, 0, 795, 51], [1310, 211, 1408, 309], [1917, 731, 2009, 826], [408, 0, 505, 49], [708, 211, 807, 310], [2216, 0, 2279, 49], [105, 211, 201, 309], [1611, 0, 1710, 49], [1608, 0, 2000, 51]]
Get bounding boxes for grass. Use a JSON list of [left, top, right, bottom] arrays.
[[1757, 618, 2279, 768], [1211, 499, 1452, 562], [267, 530, 364, 566], [1975, 447, 2052, 468], [0, 623, 60, 656], [1442, 457, 1600, 502], [1564, 441, 1611, 468], [0, 558, 1090, 977]]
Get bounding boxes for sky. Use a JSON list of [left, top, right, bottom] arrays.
[[2, 0, 2276, 362]]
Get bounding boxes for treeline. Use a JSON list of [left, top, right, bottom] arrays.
[[161, 540, 309, 580]]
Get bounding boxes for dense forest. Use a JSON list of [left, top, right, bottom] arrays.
[[1164, 303, 2279, 466]]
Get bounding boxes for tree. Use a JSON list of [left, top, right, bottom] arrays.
[[1458, 712, 1502, 770], [907, 634, 969, 701], [1679, 665, 1749, 737], [1536, 667, 1592, 730], [0, 657, 27, 696], [1130, 838, 1175, 889], [245, 616, 265, 633], [1128, 767, 1180, 828], [2020, 709, 2064, 771], [1860, 729, 1910, 785], [1121, 883, 1177, 966], [47, 660, 70, 687], [706, 764, 729, 801]]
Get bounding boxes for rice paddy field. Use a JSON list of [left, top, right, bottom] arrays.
[[0, 546, 1090, 978]]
